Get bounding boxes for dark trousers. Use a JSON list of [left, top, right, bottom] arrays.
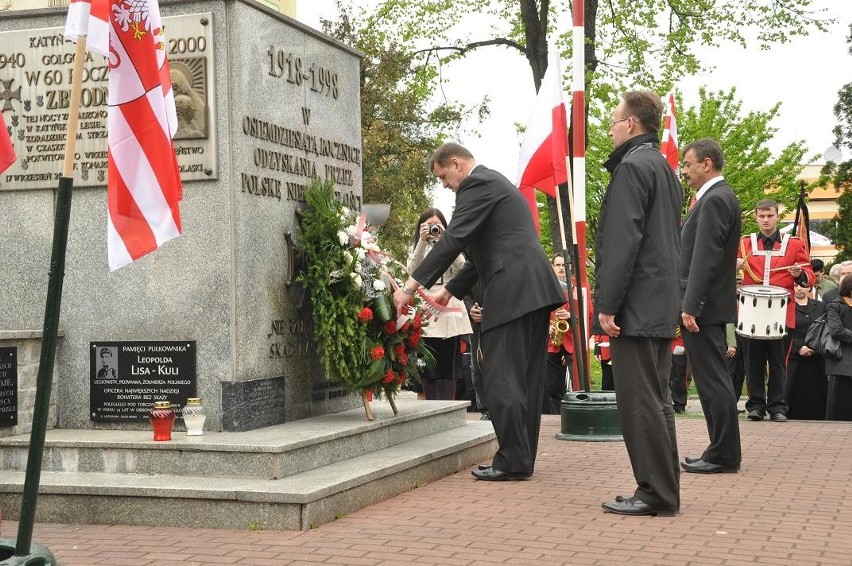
[[422, 336, 460, 400], [668, 354, 688, 411], [480, 307, 550, 475], [682, 324, 742, 467], [742, 335, 790, 415], [826, 375, 852, 421], [728, 334, 745, 400], [469, 328, 486, 412], [543, 351, 570, 414], [600, 362, 614, 391], [785, 356, 827, 420], [610, 336, 680, 511]]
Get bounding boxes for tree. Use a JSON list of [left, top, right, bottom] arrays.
[[361, 0, 830, 248], [819, 23, 852, 263], [321, 3, 464, 261]]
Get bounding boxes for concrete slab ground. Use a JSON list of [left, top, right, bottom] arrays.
[[2, 404, 851, 565]]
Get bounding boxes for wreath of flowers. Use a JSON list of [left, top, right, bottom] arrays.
[[297, 181, 434, 403]]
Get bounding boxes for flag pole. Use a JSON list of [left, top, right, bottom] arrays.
[[2, 36, 86, 565]]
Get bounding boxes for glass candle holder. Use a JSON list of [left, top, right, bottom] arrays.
[[149, 401, 176, 441], [182, 397, 207, 436]]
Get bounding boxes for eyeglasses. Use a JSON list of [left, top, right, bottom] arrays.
[[608, 117, 631, 130]]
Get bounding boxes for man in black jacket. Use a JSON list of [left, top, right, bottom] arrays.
[[679, 139, 742, 474], [393, 142, 564, 481], [596, 91, 682, 516]]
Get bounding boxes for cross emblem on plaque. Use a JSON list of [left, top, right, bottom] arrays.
[[0, 79, 22, 112]]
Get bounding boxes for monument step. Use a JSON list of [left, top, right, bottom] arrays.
[[0, 421, 496, 531], [0, 399, 471, 479]]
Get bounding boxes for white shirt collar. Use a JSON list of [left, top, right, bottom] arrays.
[[694, 175, 724, 202]]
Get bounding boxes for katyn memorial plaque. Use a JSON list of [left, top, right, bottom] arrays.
[[0, 0, 363, 432], [0, 347, 17, 427], [0, 12, 217, 191], [90, 341, 196, 421]]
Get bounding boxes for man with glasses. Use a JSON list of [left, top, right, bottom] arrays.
[[595, 90, 682, 517]]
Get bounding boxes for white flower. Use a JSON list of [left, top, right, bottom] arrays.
[[341, 206, 351, 217], [337, 230, 349, 245], [329, 270, 342, 282], [351, 273, 362, 287], [373, 279, 386, 292], [346, 224, 359, 237], [355, 247, 366, 260]]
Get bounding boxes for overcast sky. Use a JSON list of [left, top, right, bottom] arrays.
[[298, 1, 852, 208]]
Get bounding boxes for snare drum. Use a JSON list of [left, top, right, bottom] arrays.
[[736, 285, 788, 339]]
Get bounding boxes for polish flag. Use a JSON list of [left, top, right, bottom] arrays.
[[660, 91, 679, 173], [0, 113, 15, 174], [517, 51, 569, 228], [65, 0, 183, 271]]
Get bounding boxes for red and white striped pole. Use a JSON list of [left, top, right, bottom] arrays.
[[570, 0, 591, 390]]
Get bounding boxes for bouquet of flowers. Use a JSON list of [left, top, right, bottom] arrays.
[[297, 181, 433, 418]]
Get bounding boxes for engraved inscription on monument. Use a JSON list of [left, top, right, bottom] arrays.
[[0, 347, 17, 427], [0, 12, 217, 190], [89, 341, 196, 422], [221, 376, 286, 432]]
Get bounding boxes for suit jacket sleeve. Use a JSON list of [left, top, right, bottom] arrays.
[[682, 192, 738, 317]]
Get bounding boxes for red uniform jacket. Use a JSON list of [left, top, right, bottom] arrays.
[[738, 233, 813, 328]]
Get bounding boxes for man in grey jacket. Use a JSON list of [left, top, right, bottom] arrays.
[[595, 91, 683, 516]]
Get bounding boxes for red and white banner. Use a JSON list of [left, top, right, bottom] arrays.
[[660, 91, 679, 173], [65, 0, 183, 271], [517, 50, 569, 228], [0, 113, 15, 174]]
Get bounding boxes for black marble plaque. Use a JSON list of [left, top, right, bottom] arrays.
[[0, 347, 17, 427], [90, 341, 196, 422], [221, 376, 286, 432]]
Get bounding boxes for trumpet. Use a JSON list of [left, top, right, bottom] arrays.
[[549, 318, 570, 347]]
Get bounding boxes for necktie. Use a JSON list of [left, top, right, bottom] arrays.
[[688, 195, 697, 210], [763, 237, 774, 251]]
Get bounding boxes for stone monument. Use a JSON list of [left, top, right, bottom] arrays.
[[0, 0, 364, 432]]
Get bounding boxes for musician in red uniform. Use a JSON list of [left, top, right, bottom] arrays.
[[737, 199, 813, 422]]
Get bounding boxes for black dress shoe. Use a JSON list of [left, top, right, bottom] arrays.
[[769, 413, 788, 422], [471, 467, 532, 481], [601, 497, 677, 517], [477, 464, 492, 471], [747, 410, 765, 421], [683, 456, 702, 464], [680, 459, 739, 474]]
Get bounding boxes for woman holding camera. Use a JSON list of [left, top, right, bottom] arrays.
[[407, 208, 472, 400]]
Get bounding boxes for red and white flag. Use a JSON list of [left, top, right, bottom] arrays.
[[517, 50, 569, 229], [0, 113, 15, 174], [65, 0, 183, 271], [660, 91, 679, 173]]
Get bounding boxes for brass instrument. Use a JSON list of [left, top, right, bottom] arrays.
[[549, 318, 570, 347]]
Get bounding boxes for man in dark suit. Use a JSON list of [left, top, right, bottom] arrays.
[[678, 139, 743, 474], [393, 142, 565, 481], [596, 91, 682, 517]]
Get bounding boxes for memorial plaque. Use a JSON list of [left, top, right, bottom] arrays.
[[0, 347, 17, 427], [0, 12, 217, 191], [90, 341, 196, 422], [221, 376, 285, 432]]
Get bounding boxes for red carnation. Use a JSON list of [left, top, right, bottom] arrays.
[[395, 373, 406, 385], [357, 307, 374, 322], [370, 345, 385, 360], [394, 344, 405, 357], [402, 321, 411, 332], [398, 352, 409, 366], [383, 369, 396, 384], [383, 320, 397, 334], [413, 312, 422, 329], [408, 330, 421, 347]]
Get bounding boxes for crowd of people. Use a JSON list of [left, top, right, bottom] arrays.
[[390, 91, 851, 516]]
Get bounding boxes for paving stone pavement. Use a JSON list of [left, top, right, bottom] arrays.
[[2, 407, 851, 565]]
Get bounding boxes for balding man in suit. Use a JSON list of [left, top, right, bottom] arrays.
[[394, 142, 565, 481]]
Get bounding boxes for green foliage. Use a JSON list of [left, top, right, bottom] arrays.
[[818, 23, 852, 262], [322, 3, 464, 261]]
